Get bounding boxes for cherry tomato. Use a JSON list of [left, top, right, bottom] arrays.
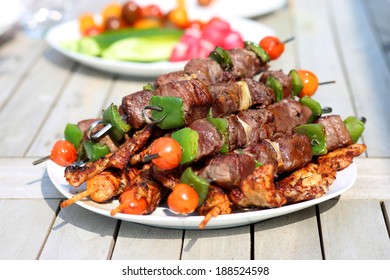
[[104, 16, 125, 31], [167, 183, 199, 214], [118, 188, 147, 215], [133, 18, 162, 29], [102, 3, 122, 22], [79, 14, 99, 36], [297, 69, 319, 97], [140, 4, 164, 19], [166, 8, 189, 29], [259, 36, 285, 60], [150, 137, 182, 170], [121, 1, 140, 25], [50, 140, 77, 167]]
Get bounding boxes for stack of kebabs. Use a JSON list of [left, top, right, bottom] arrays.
[[57, 40, 366, 229]]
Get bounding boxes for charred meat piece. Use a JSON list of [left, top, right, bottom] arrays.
[[228, 48, 268, 80], [184, 58, 229, 86], [153, 70, 186, 88], [229, 164, 287, 208], [198, 153, 256, 189], [259, 70, 292, 100], [156, 78, 213, 126], [121, 89, 154, 130], [209, 79, 275, 117], [267, 98, 312, 139], [317, 115, 353, 151], [226, 115, 247, 151], [64, 124, 154, 187], [189, 119, 224, 161], [198, 184, 233, 229], [276, 162, 337, 204], [317, 143, 366, 171]]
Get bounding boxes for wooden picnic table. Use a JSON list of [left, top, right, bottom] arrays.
[[0, 0, 389, 260]]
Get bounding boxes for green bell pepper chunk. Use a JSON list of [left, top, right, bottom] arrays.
[[265, 76, 283, 102], [299, 96, 323, 123], [180, 167, 210, 206], [289, 69, 303, 97], [244, 41, 270, 63], [149, 96, 185, 129], [207, 117, 229, 153], [143, 83, 155, 92], [64, 123, 83, 150], [83, 140, 110, 161], [171, 127, 199, 164], [208, 46, 233, 71], [344, 116, 365, 143], [102, 104, 131, 142], [294, 123, 328, 155]]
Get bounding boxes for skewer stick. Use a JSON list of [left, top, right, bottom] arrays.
[[110, 203, 127, 216], [282, 36, 295, 44], [319, 80, 336, 86], [60, 186, 99, 208]]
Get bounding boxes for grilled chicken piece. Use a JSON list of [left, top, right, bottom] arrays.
[[64, 124, 154, 187], [198, 185, 233, 229], [276, 144, 366, 204], [229, 164, 287, 208], [317, 143, 366, 171], [60, 169, 124, 208], [276, 162, 337, 204]]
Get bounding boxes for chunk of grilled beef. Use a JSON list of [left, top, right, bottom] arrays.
[[243, 78, 275, 108], [226, 115, 247, 151], [228, 48, 268, 79], [316, 115, 353, 151], [153, 70, 185, 88], [259, 70, 292, 100], [237, 109, 275, 147], [189, 119, 224, 161], [198, 153, 256, 189], [267, 98, 312, 139], [156, 78, 213, 126], [209, 82, 241, 117], [184, 58, 229, 86], [121, 89, 154, 130]]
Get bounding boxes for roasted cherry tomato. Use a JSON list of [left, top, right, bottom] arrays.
[[150, 137, 182, 170], [297, 69, 319, 97], [140, 4, 164, 19], [167, 183, 199, 214], [102, 3, 122, 22], [117, 189, 147, 215], [50, 140, 77, 167], [259, 36, 285, 60], [79, 14, 100, 36], [121, 1, 140, 25], [104, 16, 125, 31], [166, 8, 189, 29]]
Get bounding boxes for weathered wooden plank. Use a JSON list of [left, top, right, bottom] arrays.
[[0, 32, 47, 108], [0, 46, 74, 157], [0, 199, 59, 259], [320, 199, 390, 259], [112, 222, 183, 260], [181, 226, 251, 260], [39, 206, 117, 259], [27, 65, 114, 157], [254, 207, 322, 259], [0, 158, 63, 199], [383, 200, 390, 236], [328, 0, 390, 157], [341, 158, 390, 200], [293, 0, 355, 118]]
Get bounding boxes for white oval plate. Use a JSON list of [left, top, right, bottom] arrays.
[[45, 15, 275, 77], [47, 160, 357, 230], [140, 0, 287, 18]]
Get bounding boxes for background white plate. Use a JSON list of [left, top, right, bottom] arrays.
[[140, 0, 287, 18], [45, 15, 274, 77], [0, 2, 23, 36], [47, 161, 357, 230]]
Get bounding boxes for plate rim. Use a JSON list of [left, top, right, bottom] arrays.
[[47, 160, 357, 230]]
